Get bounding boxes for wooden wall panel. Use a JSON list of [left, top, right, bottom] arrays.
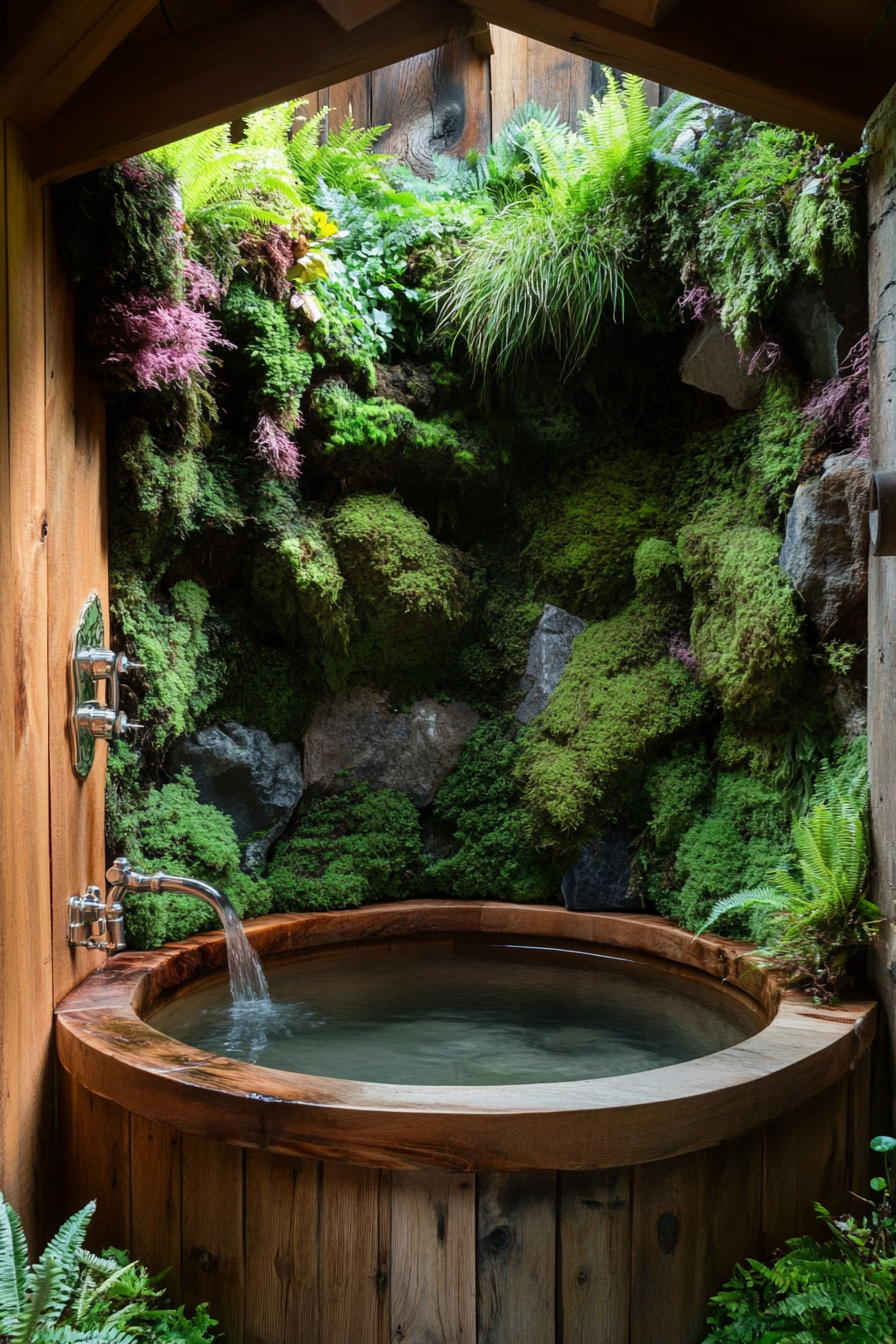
[[391, 1170, 476, 1344], [57, 1070, 132, 1254], [558, 1168, 631, 1344], [476, 1171, 556, 1344], [867, 82, 896, 1137], [244, 1151, 319, 1344], [129, 1116, 183, 1299], [320, 1162, 390, 1344], [181, 1134, 245, 1344], [0, 122, 55, 1248], [45, 207, 108, 1008], [630, 1152, 704, 1344]]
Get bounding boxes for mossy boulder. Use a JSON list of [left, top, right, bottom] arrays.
[[252, 515, 350, 656], [220, 282, 313, 420], [678, 501, 804, 718], [518, 600, 711, 847], [266, 784, 422, 910]]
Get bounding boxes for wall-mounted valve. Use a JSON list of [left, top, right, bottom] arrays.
[[70, 593, 143, 778], [68, 886, 126, 952], [869, 470, 896, 556]]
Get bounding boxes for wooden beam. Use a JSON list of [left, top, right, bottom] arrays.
[[315, 0, 405, 32], [477, 0, 873, 146], [27, 0, 477, 183], [599, 0, 685, 28], [0, 0, 160, 129]]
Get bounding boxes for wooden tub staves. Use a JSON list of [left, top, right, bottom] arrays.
[[55, 902, 876, 1344]]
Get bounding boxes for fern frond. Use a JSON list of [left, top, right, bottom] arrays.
[[14, 1255, 70, 1344], [0, 1196, 29, 1322], [694, 886, 792, 938]]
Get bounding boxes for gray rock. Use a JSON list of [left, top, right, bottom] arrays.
[[781, 282, 842, 382], [561, 833, 639, 912], [779, 452, 869, 640], [515, 604, 586, 724], [833, 678, 867, 741], [303, 689, 479, 808], [680, 318, 766, 409], [167, 722, 304, 871]]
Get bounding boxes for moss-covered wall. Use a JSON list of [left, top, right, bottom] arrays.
[[53, 89, 871, 954]]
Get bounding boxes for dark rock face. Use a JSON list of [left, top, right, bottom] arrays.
[[561, 832, 638, 912], [167, 723, 304, 870], [303, 689, 479, 807], [373, 361, 436, 414], [679, 319, 766, 410], [515, 603, 586, 724], [779, 452, 869, 640], [780, 282, 843, 383]]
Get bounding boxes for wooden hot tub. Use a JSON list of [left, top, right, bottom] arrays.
[[56, 902, 875, 1344]]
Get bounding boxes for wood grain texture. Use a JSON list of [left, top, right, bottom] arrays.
[[0, 0, 158, 128], [244, 1151, 319, 1344], [4, 122, 54, 1246], [488, 26, 604, 136], [57, 1069, 132, 1254], [320, 1162, 390, 1344], [763, 1076, 849, 1253], [630, 1151, 704, 1344], [477, 1171, 555, 1344], [559, 1168, 630, 1344], [129, 1116, 183, 1298], [27, 0, 478, 182], [867, 83, 896, 1137], [599, 0, 685, 26], [181, 1134, 245, 1344], [846, 1049, 872, 1216], [391, 1170, 476, 1343], [698, 1132, 763, 1313], [371, 38, 490, 176], [45, 208, 109, 1007]]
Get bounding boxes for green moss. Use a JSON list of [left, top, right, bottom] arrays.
[[523, 453, 673, 619], [518, 601, 710, 847], [656, 770, 792, 936], [678, 500, 804, 718], [425, 720, 561, 901], [110, 773, 269, 949], [310, 379, 497, 477], [220, 283, 313, 418], [213, 646, 318, 743], [266, 784, 422, 910], [747, 377, 814, 516], [114, 577, 228, 751], [644, 741, 713, 851], [252, 516, 350, 657], [328, 492, 475, 689]]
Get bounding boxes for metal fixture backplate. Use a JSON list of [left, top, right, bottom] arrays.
[[70, 593, 104, 778]]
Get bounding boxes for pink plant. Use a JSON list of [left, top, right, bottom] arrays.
[[89, 291, 234, 390], [746, 339, 785, 376], [667, 635, 700, 680], [677, 285, 721, 324], [252, 412, 303, 480], [802, 332, 870, 457], [183, 259, 222, 306], [239, 226, 296, 300]]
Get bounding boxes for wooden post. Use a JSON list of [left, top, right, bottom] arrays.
[[867, 81, 896, 1133]]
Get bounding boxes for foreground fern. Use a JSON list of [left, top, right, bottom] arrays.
[[0, 1197, 214, 1343], [695, 756, 877, 999], [703, 1137, 896, 1343]]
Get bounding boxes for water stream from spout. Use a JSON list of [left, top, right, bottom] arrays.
[[218, 902, 270, 1003]]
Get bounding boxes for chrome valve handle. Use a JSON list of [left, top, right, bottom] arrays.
[[70, 594, 144, 777]]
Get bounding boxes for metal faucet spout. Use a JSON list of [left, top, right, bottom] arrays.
[[105, 856, 237, 929]]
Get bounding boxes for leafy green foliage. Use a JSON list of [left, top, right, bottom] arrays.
[[703, 1137, 896, 1343], [266, 784, 422, 910], [109, 773, 269, 948], [0, 1195, 214, 1343], [696, 744, 874, 999], [424, 720, 561, 900], [219, 282, 313, 423]]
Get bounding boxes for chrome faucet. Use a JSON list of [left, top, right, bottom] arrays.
[[68, 857, 243, 952]]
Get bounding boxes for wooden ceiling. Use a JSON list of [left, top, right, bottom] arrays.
[[1, 0, 894, 182]]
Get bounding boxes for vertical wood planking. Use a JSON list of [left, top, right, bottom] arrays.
[[391, 1170, 476, 1344], [558, 1167, 630, 1344], [476, 1170, 555, 1344], [181, 1134, 245, 1344], [129, 1116, 183, 1299], [324, 75, 372, 135], [763, 1077, 849, 1254], [320, 1162, 390, 1344], [45, 202, 108, 1008], [3, 121, 53, 1247], [631, 1152, 704, 1344], [867, 84, 896, 1134], [489, 27, 527, 136], [489, 28, 603, 135], [847, 1051, 872, 1215], [57, 1069, 131, 1254], [244, 1151, 319, 1344], [371, 39, 490, 176], [699, 1134, 763, 1313]]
